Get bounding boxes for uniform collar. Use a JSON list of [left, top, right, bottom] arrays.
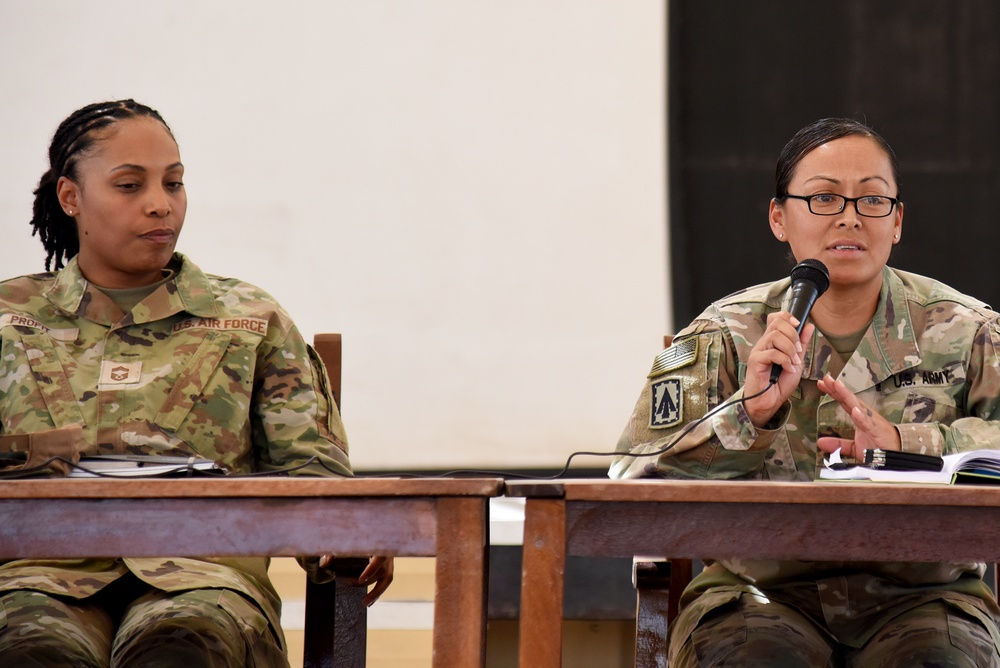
[[800, 266, 919, 392], [44, 253, 221, 326]]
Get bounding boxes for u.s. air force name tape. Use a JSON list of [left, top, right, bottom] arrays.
[[648, 337, 698, 378]]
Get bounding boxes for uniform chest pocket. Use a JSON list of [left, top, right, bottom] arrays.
[[20, 333, 87, 428], [901, 392, 958, 425], [154, 331, 237, 431], [883, 363, 965, 426]]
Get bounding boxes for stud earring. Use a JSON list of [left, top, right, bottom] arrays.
[[779, 234, 784, 240]]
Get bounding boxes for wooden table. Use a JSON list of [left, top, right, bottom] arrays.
[[507, 478, 1000, 667], [0, 476, 502, 668]]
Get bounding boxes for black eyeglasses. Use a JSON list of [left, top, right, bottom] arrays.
[[782, 193, 899, 218]]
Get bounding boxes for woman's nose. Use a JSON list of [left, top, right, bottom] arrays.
[[145, 187, 172, 217]]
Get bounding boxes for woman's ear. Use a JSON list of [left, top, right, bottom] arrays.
[[892, 201, 904, 244], [768, 198, 786, 241], [56, 176, 79, 216]]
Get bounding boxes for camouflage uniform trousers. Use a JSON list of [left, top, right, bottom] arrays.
[[0, 574, 288, 667], [670, 591, 1000, 668]]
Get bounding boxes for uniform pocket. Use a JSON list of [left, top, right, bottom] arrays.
[[881, 362, 964, 426], [20, 334, 86, 428], [670, 588, 743, 655], [944, 599, 1000, 667], [685, 589, 747, 664], [901, 391, 958, 425], [215, 589, 287, 662], [154, 331, 233, 431]]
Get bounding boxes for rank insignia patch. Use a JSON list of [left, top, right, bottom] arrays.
[[100, 360, 142, 386], [650, 378, 682, 428], [648, 337, 698, 378]]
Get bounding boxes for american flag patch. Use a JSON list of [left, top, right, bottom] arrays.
[[648, 337, 698, 378]]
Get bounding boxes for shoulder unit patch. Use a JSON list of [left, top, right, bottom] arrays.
[[648, 337, 698, 378], [650, 378, 683, 428]]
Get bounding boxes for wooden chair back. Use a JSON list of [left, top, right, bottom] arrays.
[[303, 333, 369, 668]]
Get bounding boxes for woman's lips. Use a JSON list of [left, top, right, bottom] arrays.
[[139, 230, 176, 244]]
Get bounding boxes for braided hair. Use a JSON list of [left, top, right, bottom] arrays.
[[30, 99, 174, 271]]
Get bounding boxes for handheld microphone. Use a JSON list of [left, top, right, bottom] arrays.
[[769, 258, 830, 384]]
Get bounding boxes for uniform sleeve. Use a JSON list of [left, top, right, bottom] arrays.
[[251, 324, 353, 477], [895, 317, 1000, 456], [609, 319, 786, 480]]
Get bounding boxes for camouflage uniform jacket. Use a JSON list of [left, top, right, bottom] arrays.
[[0, 253, 352, 643], [611, 266, 1000, 647]]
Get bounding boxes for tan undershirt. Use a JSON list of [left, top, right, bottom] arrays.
[[95, 268, 176, 314], [819, 321, 870, 379]]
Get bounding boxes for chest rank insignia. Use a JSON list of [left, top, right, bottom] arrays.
[[648, 337, 698, 378], [100, 360, 142, 386]]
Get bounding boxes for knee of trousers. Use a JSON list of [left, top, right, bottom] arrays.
[[853, 601, 1000, 668], [0, 590, 113, 668], [113, 589, 287, 668], [670, 592, 834, 668]]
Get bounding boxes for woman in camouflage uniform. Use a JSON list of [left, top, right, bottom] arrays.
[[612, 118, 1000, 667], [0, 100, 392, 667]]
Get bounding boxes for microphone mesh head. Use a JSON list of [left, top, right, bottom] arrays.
[[791, 259, 830, 296]]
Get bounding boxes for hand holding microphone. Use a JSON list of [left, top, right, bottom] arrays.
[[768, 259, 830, 384], [743, 259, 829, 429]]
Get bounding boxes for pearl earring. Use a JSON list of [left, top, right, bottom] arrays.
[[779, 234, 784, 240]]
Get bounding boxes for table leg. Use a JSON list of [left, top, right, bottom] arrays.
[[433, 497, 489, 667], [518, 498, 567, 668]]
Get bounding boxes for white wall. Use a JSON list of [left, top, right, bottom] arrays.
[[0, 1, 669, 470]]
